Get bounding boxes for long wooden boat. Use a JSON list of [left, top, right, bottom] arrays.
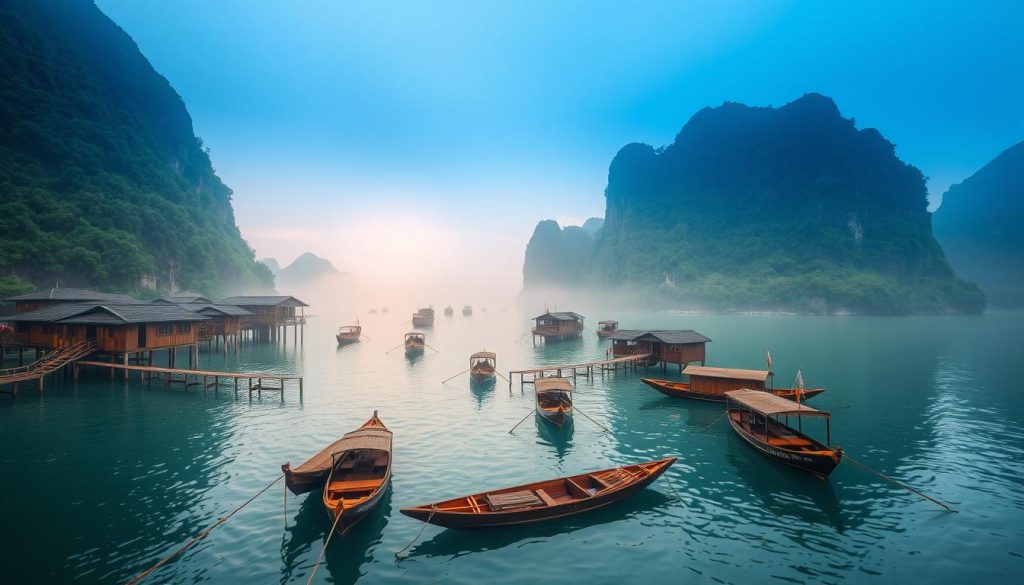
[[642, 377, 824, 402], [470, 351, 496, 382], [596, 320, 619, 339], [336, 324, 361, 345], [412, 307, 435, 327], [725, 389, 842, 478], [535, 377, 572, 427], [404, 332, 425, 354], [322, 411, 393, 533], [401, 458, 676, 528], [282, 411, 388, 496]]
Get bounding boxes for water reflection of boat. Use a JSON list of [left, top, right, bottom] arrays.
[[470, 376, 495, 406], [402, 488, 673, 559], [400, 458, 676, 528], [535, 414, 574, 459]]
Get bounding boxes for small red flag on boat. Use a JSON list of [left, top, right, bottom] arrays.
[[765, 349, 772, 369]]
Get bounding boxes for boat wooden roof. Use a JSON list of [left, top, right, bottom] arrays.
[[471, 351, 496, 360], [290, 423, 392, 475], [725, 389, 829, 417], [684, 365, 771, 381], [535, 377, 572, 392], [405, 331, 425, 339]]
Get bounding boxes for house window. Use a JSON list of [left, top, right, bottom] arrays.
[[108, 328, 116, 338], [671, 345, 682, 352], [156, 324, 173, 336], [176, 323, 190, 334]]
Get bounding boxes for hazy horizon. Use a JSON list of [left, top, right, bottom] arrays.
[[94, 0, 1023, 293]]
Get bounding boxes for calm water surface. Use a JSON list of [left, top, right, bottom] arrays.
[[2, 307, 1022, 584]]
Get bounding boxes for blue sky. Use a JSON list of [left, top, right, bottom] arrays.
[[96, 0, 1023, 290]]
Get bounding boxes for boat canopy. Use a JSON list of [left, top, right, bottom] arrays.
[[684, 366, 772, 382], [535, 377, 572, 393], [405, 332, 425, 340], [338, 325, 360, 332], [725, 389, 830, 418], [330, 427, 393, 454], [471, 351, 496, 360]]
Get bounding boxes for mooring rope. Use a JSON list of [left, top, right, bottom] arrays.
[[124, 475, 283, 585], [843, 452, 957, 512], [700, 410, 727, 432], [395, 505, 437, 560], [305, 502, 345, 585]]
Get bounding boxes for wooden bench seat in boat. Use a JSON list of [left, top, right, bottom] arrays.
[[535, 488, 557, 507], [768, 436, 815, 448], [485, 490, 544, 511], [328, 478, 384, 493]]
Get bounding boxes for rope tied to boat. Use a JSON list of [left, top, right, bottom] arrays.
[[306, 500, 346, 585], [700, 410, 727, 432], [395, 505, 437, 561], [842, 451, 957, 513], [124, 475, 283, 585]]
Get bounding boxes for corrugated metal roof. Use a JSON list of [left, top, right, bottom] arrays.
[[685, 366, 771, 382], [533, 311, 585, 321], [3, 288, 140, 303], [219, 295, 308, 307], [609, 329, 711, 344], [725, 389, 829, 417]]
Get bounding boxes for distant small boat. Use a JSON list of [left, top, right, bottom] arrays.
[[322, 411, 393, 533], [725, 389, 842, 478], [400, 458, 676, 528], [596, 320, 619, 338], [382, 306, 389, 314], [368, 308, 378, 315], [642, 378, 824, 402], [462, 305, 472, 316], [412, 307, 434, 327], [336, 323, 362, 345], [405, 332, 425, 354], [444, 306, 454, 316], [470, 351, 496, 383], [535, 377, 572, 427], [281, 410, 387, 496]]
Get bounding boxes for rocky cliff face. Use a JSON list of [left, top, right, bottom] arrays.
[[933, 141, 1024, 306], [523, 94, 984, 314]]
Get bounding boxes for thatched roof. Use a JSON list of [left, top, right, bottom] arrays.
[[535, 377, 572, 392]]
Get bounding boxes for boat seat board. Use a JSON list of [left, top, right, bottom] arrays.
[[328, 478, 383, 492], [565, 478, 596, 498], [485, 490, 544, 511], [535, 488, 557, 507]]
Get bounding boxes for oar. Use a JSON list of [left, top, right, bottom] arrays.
[[424, 344, 441, 353], [508, 409, 535, 433], [495, 371, 511, 384], [361, 334, 373, 341], [384, 343, 405, 354], [564, 399, 610, 433], [442, 368, 470, 384]]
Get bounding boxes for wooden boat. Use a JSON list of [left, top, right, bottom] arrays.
[[404, 332, 425, 354], [462, 305, 472, 316], [642, 377, 824, 402], [596, 320, 619, 338], [381, 306, 389, 314], [444, 306, 454, 316], [412, 307, 434, 327], [281, 411, 388, 496], [725, 389, 842, 478], [322, 411, 393, 533], [368, 308, 378, 315], [336, 323, 361, 345], [400, 458, 676, 528], [469, 351, 496, 382], [535, 377, 572, 427]]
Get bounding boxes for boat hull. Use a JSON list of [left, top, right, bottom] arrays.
[[282, 464, 327, 496], [642, 378, 824, 403], [470, 370, 495, 383], [325, 477, 390, 534], [727, 411, 841, 478], [536, 406, 571, 427], [400, 459, 675, 529], [336, 335, 360, 345]]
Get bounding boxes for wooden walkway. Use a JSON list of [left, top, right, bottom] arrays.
[[509, 353, 652, 388], [74, 361, 303, 398]]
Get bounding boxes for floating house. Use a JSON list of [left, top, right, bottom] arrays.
[[610, 329, 711, 370], [531, 312, 585, 343], [219, 295, 308, 342]]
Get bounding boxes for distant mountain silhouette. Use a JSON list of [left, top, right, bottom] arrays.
[[523, 93, 984, 314], [259, 258, 281, 276], [276, 253, 351, 289], [581, 217, 604, 236], [934, 141, 1024, 307]]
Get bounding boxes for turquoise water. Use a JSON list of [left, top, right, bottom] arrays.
[[2, 308, 1022, 584]]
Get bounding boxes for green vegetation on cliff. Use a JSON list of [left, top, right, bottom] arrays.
[[0, 0, 273, 296], [524, 94, 984, 314]]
